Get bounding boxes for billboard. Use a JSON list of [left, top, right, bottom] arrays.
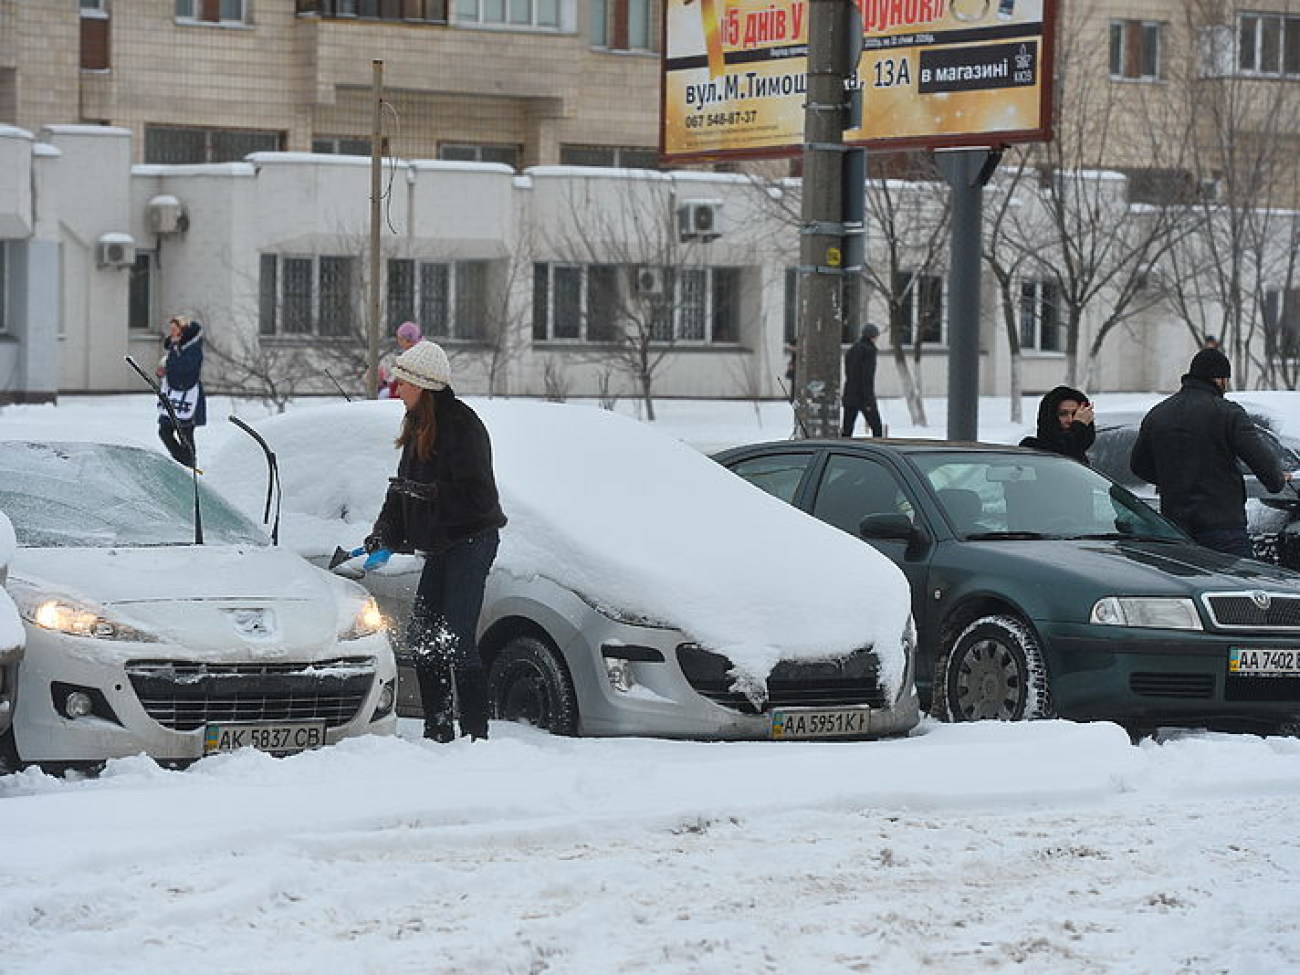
[[661, 0, 1055, 161]]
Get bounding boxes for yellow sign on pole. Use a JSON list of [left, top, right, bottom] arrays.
[[661, 0, 1055, 161]]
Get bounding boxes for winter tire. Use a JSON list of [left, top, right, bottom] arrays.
[[938, 614, 1054, 721], [488, 635, 578, 736]]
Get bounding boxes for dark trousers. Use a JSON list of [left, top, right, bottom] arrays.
[[159, 421, 197, 468], [406, 530, 500, 740], [1193, 526, 1255, 560], [841, 400, 882, 438]]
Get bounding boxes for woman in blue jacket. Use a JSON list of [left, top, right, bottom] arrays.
[[155, 315, 207, 468]]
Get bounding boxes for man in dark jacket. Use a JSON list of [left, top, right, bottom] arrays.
[[1019, 385, 1095, 464], [1131, 348, 1292, 557], [155, 316, 206, 468], [841, 324, 883, 437]]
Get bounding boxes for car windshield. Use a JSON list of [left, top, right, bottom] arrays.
[[908, 451, 1185, 541], [0, 441, 268, 548]]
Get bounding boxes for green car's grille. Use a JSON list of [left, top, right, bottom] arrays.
[[1205, 593, 1300, 630], [1130, 673, 1214, 699]]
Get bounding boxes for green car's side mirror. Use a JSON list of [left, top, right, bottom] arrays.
[[858, 513, 915, 540]]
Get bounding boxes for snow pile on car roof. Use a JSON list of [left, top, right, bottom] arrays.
[[209, 399, 911, 691]]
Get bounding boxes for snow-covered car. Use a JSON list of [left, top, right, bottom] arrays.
[[0, 511, 24, 768], [209, 400, 920, 741], [0, 441, 397, 772]]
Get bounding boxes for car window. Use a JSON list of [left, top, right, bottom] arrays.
[[725, 451, 814, 504], [0, 441, 267, 548], [811, 454, 913, 536], [910, 451, 1184, 540]]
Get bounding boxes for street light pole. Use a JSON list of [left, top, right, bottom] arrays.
[[366, 59, 383, 400]]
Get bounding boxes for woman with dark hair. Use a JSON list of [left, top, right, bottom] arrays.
[[1020, 385, 1095, 464], [365, 340, 507, 741], [154, 315, 206, 468]]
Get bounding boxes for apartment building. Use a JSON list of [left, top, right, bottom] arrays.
[[0, 1, 1297, 405]]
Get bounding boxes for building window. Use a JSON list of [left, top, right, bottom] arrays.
[[80, 0, 110, 71], [533, 263, 738, 344], [1264, 287, 1300, 359], [1109, 20, 1163, 80], [259, 254, 358, 338], [128, 251, 157, 331], [1018, 280, 1060, 352], [438, 144, 520, 168], [454, 0, 560, 29], [175, 0, 249, 24], [559, 145, 660, 169], [1237, 13, 1300, 77], [312, 136, 372, 156], [387, 259, 489, 340], [590, 0, 656, 52], [894, 271, 943, 346], [297, 1, 448, 21], [145, 125, 282, 164]]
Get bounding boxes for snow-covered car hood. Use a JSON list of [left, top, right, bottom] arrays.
[[10, 545, 374, 658]]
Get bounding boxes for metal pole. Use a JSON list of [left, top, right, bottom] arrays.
[[367, 59, 383, 400], [937, 149, 998, 442], [794, 0, 853, 440]]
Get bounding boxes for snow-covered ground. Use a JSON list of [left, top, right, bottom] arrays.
[[2, 390, 1300, 975]]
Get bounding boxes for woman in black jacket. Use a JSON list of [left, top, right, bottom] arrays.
[[155, 315, 207, 468], [1019, 385, 1095, 464], [366, 341, 507, 742]]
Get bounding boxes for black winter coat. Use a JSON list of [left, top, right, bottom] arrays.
[[1130, 375, 1286, 532], [1018, 385, 1094, 464], [371, 391, 507, 555], [842, 338, 877, 408]]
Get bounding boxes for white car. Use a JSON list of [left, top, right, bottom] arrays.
[[0, 441, 397, 772], [210, 400, 921, 742], [0, 511, 23, 769]]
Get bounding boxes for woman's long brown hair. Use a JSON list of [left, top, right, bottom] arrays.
[[396, 388, 438, 462]]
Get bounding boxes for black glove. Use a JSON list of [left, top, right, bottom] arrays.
[[363, 532, 385, 555], [388, 477, 437, 502]]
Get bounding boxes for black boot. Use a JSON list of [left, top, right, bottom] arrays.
[[455, 668, 490, 741], [415, 657, 455, 743]]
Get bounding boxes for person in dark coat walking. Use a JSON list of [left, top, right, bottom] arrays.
[[1130, 347, 1292, 558], [841, 324, 883, 437], [154, 315, 206, 468], [366, 340, 508, 742], [1019, 385, 1095, 464]]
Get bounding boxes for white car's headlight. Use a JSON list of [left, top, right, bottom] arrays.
[[12, 586, 158, 642], [341, 596, 387, 641], [1090, 596, 1202, 630]]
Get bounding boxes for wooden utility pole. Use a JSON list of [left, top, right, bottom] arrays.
[[366, 59, 383, 399], [794, 0, 856, 439]]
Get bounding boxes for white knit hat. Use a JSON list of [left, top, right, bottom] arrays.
[[390, 340, 450, 391]]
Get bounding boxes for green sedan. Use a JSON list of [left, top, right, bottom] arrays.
[[715, 439, 1300, 735]]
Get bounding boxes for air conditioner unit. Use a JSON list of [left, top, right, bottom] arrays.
[[147, 195, 188, 235], [678, 200, 723, 242], [635, 266, 666, 296], [95, 234, 137, 269]]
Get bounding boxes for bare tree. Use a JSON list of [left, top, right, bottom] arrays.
[[1158, 1, 1300, 390], [862, 156, 951, 427]]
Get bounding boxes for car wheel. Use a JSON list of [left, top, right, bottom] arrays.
[[488, 635, 578, 736], [938, 614, 1055, 721]]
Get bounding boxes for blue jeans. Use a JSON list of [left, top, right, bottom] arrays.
[[1193, 526, 1254, 559], [406, 530, 499, 738]]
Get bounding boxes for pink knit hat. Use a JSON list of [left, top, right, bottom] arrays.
[[395, 321, 422, 344]]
